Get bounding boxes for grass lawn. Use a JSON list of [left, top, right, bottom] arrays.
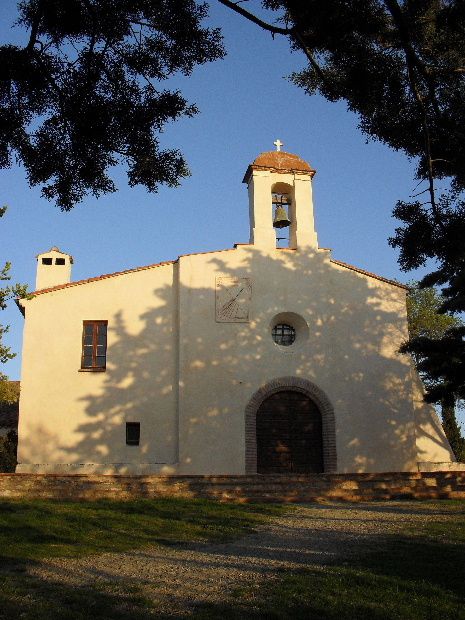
[[194, 500, 465, 620], [0, 497, 284, 560], [0, 497, 283, 619], [0, 499, 464, 619]]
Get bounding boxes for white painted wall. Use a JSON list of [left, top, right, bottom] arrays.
[[17, 243, 453, 474], [18, 262, 178, 473]]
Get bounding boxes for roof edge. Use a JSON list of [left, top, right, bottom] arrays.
[[29, 260, 176, 297], [21, 246, 407, 300], [330, 258, 408, 290], [26, 247, 241, 298]]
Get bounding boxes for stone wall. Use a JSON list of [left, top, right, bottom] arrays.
[[1, 472, 464, 502]]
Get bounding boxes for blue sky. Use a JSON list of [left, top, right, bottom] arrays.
[[1, 1, 431, 385]]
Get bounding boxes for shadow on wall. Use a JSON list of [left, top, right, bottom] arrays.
[[43, 245, 445, 473]]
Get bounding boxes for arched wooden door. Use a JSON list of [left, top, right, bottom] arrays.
[[256, 390, 324, 473]]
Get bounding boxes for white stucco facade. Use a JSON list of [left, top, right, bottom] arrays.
[[16, 150, 454, 474]]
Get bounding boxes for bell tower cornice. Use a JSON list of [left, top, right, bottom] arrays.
[[242, 150, 316, 185]]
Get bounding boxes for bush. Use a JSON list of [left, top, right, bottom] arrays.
[[0, 430, 17, 472]]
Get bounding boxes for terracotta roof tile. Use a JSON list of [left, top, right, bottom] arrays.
[[253, 151, 314, 171]]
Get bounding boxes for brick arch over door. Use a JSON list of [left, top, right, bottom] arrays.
[[245, 377, 337, 474]]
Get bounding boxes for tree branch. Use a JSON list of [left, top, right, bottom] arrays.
[[26, 0, 45, 52], [290, 29, 328, 83], [383, 0, 441, 117], [383, 0, 444, 230], [217, 0, 291, 35], [217, 0, 328, 83]]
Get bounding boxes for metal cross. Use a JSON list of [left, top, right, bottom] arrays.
[[273, 139, 283, 152]]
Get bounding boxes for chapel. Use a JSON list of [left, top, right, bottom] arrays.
[[16, 147, 455, 474]]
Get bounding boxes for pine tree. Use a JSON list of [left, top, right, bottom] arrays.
[[404, 282, 464, 461]]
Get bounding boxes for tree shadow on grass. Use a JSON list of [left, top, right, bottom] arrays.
[[0, 498, 284, 562], [0, 566, 158, 620], [355, 534, 465, 599], [187, 535, 465, 620]]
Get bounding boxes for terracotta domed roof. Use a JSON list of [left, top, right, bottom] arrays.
[[243, 150, 315, 183], [253, 150, 313, 171]]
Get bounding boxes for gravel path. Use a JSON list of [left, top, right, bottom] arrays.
[[28, 502, 455, 616]]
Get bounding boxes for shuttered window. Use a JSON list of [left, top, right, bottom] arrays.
[[81, 321, 108, 370]]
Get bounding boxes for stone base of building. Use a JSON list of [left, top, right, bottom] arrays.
[[1, 472, 465, 502], [16, 459, 465, 476], [417, 461, 465, 472], [15, 462, 179, 475]]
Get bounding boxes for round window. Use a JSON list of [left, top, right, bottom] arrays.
[[272, 323, 296, 347]]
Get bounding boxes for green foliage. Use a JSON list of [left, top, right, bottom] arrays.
[[0, 498, 284, 561], [0, 378, 20, 405], [406, 282, 460, 342], [441, 401, 465, 462], [0, 208, 27, 380], [403, 281, 464, 402], [0, 262, 28, 371], [403, 326, 465, 404], [0, 430, 18, 473], [404, 282, 464, 458], [0, 0, 224, 210], [392, 194, 465, 409], [0, 380, 19, 472]]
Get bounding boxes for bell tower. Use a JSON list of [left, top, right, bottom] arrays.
[[242, 143, 318, 250]]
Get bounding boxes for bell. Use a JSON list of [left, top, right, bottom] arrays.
[[273, 205, 291, 228]]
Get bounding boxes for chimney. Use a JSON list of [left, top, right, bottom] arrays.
[[35, 247, 73, 291]]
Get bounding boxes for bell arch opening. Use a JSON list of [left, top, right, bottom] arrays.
[[271, 182, 294, 248], [245, 377, 337, 474]]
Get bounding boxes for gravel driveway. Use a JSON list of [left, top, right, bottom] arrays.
[[28, 502, 454, 616]]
